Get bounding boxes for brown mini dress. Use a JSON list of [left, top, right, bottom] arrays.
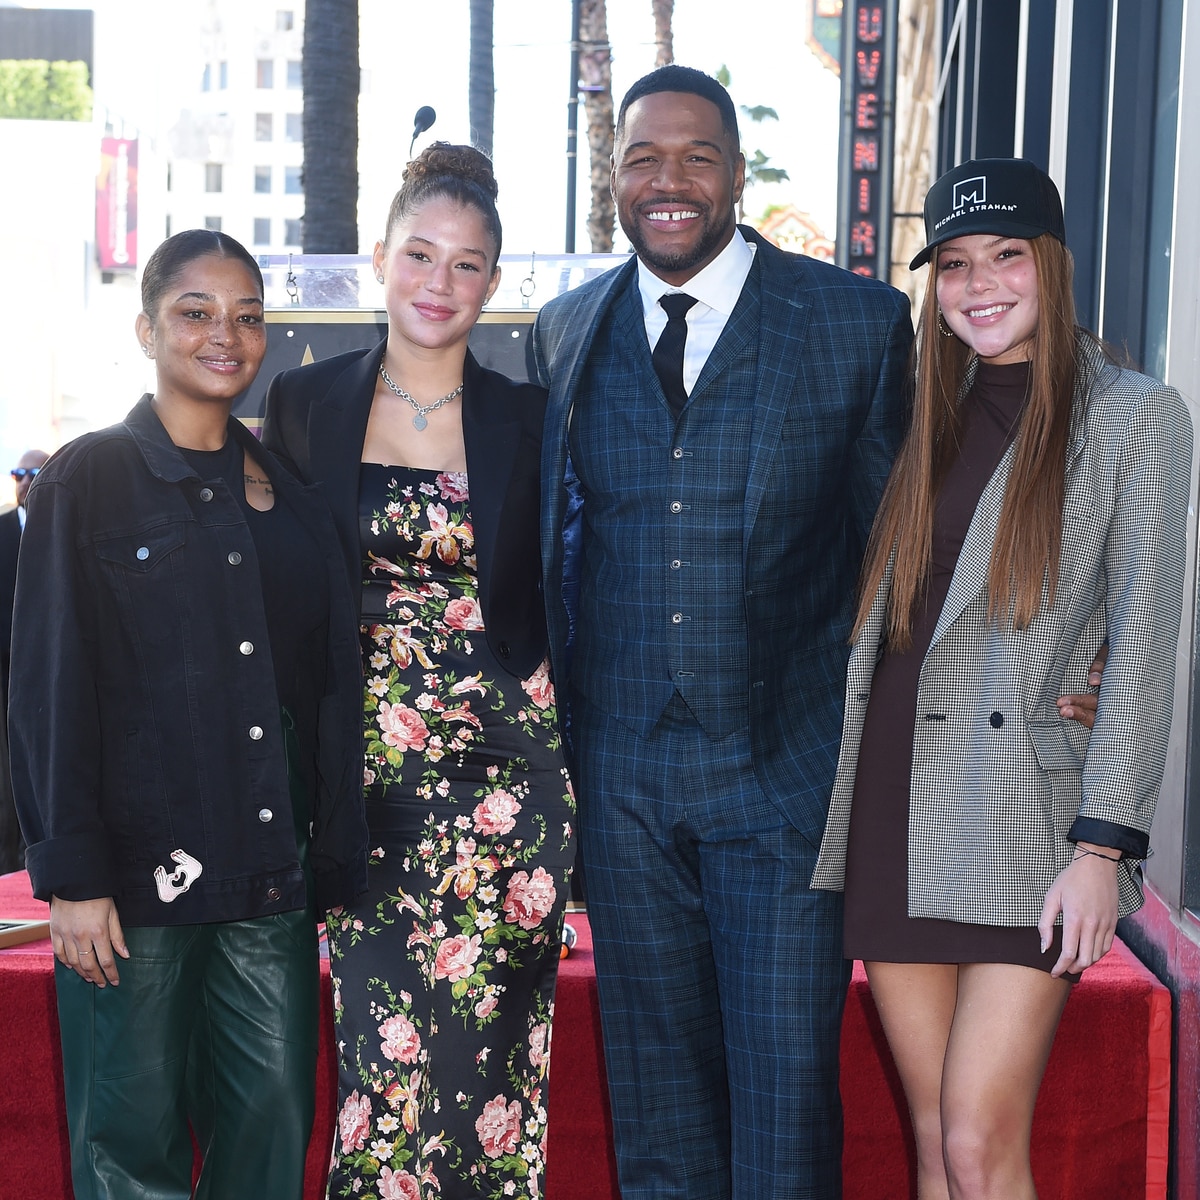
[[843, 359, 1071, 973]]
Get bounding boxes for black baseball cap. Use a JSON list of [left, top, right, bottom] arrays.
[[909, 157, 1066, 269]]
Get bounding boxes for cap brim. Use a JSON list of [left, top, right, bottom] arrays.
[[908, 221, 1065, 271]]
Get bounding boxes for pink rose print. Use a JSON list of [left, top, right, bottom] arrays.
[[436, 471, 470, 502], [338, 1089, 373, 1153], [378, 1013, 421, 1064], [434, 933, 483, 981], [473, 788, 522, 836], [476, 1094, 522, 1159], [475, 994, 498, 1019], [503, 867, 558, 930], [528, 1022, 549, 1070], [520, 661, 555, 710], [378, 1166, 422, 1200], [444, 596, 484, 630], [378, 702, 429, 752]]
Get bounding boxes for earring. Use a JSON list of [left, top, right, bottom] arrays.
[[376, 274, 384, 283], [937, 310, 955, 338], [142, 345, 154, 359]]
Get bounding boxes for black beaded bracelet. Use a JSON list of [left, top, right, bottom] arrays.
[[1072, 846, 1121, 864]]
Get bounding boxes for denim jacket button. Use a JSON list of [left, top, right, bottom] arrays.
[[239, 641, 254, 655], [267, 887, 281, 901], [136, 546, 149, 561], [228, 551, 242, 565], [248, 725, 264, 740], [258, 808, 273, 823], [199, 488, 214, 502]]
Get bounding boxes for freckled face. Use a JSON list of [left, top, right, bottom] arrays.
[[935, 235, 1040, 365], [373, 197, 500, 354], [136, 254, 266, 405], [612, 90, 745, 286]]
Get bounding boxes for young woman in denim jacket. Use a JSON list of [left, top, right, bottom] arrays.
[[10, 230, 367, 1200]]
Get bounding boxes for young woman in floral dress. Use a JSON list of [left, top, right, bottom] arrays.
[[263, 144, 574, 1200]]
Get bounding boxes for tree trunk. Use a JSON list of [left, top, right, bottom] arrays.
[[651, 0, 674, 67], [580, 0, 614, 252], [468, 0, 495, 156], [302, 0, 359, 253]]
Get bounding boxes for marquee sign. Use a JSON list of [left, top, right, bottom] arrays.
[[836, 3, 896, 279]]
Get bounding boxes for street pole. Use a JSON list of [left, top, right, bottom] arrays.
[[565, 0, 581, 252]]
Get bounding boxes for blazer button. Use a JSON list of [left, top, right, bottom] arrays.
[[989, 711, 1005, 728], [497, 641, 511, 659]]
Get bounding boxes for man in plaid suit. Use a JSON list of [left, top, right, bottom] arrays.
[[533, 66, 912, 1198]]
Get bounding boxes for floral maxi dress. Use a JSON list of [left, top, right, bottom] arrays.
[[328, 464, 575, 1200]]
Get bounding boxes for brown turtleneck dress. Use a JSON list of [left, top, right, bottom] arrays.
[[843, 359, 1070, 973]]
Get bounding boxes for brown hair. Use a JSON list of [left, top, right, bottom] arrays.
[[383, 142, 502, 266], [855, 234, 1080, 649], [141, 229, 263, 321]]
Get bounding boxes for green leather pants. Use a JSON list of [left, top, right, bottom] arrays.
[[55, 714, 319, 1199]]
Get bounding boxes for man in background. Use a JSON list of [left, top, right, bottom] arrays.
[[0, 448, 48, 873]]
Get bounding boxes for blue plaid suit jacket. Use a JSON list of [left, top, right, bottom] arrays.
[[534, 229, 912, 841]]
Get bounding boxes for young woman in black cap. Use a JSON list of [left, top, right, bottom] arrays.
[[812, 159, 1192, 1198]]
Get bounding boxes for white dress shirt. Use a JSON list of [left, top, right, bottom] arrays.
[[637, 230, 757, 397]]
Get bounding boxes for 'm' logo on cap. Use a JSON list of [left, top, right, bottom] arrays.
[[952, 176, 987, 210]]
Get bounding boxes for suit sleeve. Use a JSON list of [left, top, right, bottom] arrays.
[[261, 369, 304, 478], [9, 477, 114, 901], [1071, 380, 1193, 844], [849, 292, 912, 550]]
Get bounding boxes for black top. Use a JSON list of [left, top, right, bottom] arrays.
[[11, 398, 367, 924]]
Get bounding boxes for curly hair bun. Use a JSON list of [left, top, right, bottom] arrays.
[[404, 142, 498, 202]]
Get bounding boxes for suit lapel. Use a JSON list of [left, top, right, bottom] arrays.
[[307, 340, 385, 538], [742, 248, 812, 552]]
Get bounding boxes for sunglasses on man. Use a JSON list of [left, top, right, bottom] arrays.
[[10, 468, 40, 480]]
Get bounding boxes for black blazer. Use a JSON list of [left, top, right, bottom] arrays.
[[263, 340, 549, 680], [0, 506, 21, 697]]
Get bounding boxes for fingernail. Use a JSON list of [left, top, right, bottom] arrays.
[[1040, 938, 1048, 953]]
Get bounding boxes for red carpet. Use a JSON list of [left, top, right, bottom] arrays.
[[0, 871, 1168, 1199]]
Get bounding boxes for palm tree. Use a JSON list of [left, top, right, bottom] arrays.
[[580, 0, 614, 251], [715, 65, 790, 220], [301, 0, 359, 253], [468, 0, 495, 156], [651, 0, 675, 66]]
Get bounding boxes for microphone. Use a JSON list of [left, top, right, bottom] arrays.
[[410, 106, 436, 156]]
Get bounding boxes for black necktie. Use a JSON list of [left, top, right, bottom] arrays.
[[652, 293, 698, 416]]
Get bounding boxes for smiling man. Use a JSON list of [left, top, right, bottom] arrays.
[[533, 66, 913, 1198]]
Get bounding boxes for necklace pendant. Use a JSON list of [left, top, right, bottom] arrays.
[[412, 413, 428, 431]]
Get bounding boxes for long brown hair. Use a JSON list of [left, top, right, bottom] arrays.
[[855, 234, 1080, 649]]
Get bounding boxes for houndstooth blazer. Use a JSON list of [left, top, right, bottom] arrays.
[[811, 340, 1193, 925]]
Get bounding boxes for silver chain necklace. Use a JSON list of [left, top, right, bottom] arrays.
[[378, 364, 464, 431]]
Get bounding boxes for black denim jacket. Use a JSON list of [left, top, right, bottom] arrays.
[[10, 397, 368, 926]]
